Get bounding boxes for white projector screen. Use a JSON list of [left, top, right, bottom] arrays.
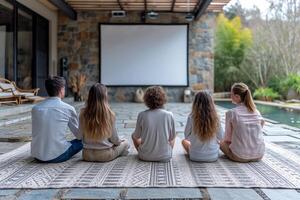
[[100, 24, 188, 86]]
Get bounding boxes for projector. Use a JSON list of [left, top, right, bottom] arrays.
[[185, 13, 194, 22], [112, 10, 126, 17], [147, 11, 159, 19]]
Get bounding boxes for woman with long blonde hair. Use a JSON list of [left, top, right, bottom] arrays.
[[80, 83, 129, 162], [220, 82, 265, 162], [182, 91, 224, 162]]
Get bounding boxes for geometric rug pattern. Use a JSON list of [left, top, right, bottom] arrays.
[[0, 141, 300, 189]]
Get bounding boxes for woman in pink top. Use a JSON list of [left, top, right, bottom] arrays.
[[220, 83, 265, 162]]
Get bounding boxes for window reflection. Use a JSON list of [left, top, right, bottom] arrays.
[[17, 7, 32, 89], [0, 0, 14, 80]]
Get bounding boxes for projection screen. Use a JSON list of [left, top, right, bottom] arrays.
[[100, 24, 188, 86]]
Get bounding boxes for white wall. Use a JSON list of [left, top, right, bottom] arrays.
[[17, 0, 58, 76]]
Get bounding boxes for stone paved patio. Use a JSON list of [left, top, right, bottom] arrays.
[[0, 101, 300, 199]]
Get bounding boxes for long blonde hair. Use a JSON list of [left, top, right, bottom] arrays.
[[80, 83, 115, 141], [231, 82, 256, 113], [191, 91, 219, 141]]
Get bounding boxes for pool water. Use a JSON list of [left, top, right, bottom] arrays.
[[215, 101, 300, 128]]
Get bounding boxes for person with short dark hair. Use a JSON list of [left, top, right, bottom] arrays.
[[31, 76, 83, 163], [132, 86, 176, 162]]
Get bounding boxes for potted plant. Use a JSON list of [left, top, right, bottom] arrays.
[[69, 73, 87, 101]]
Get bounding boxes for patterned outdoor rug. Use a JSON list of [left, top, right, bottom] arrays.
[[0, 140, 300, 189]]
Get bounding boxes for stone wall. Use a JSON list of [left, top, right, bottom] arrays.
[[57, 11, 216, 102]]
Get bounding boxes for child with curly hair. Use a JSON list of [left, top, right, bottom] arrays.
[[132, 86, 176, 162]]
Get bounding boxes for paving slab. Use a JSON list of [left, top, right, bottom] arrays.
[[0, 189, 20, 196], [263, 127, 298, 136], [0, 112, 31, 127], [262, 189, 300, 200], [207, 188, 263, 200], [0, 142, 26, 154], [273, 141, 300, 155], [62, 188, 124, 199], [0, 104, 33, 118], [17, 189, 60, 200], [125, 188, 203, 199], [264, 135, 300, 142]]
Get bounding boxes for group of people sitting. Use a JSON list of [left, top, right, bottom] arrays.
[[31, 76, 265, 163]]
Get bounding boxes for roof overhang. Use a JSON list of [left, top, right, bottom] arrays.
[[44, 0, 231, 21]]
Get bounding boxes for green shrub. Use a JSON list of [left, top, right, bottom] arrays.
[[267, 76, 283, 93], [281, 74, 300, 94], [253, 87, 280, 101]]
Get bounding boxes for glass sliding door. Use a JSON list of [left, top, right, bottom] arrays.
[[17, 6, 33, 89], [0, 0, 14, 80], [0, 0, 49, 94]]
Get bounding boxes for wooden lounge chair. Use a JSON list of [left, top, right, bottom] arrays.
[[0, 87, 20, 105], [0, 78, 42, 104]]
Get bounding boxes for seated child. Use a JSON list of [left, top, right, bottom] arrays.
[[182, 91, 224, 162], [220, 82, 265, 162], [80, 83, 129, 162], [132, 86, 176, 162]]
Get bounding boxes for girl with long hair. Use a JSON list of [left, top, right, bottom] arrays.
[[80, 83, 129, 162], [182, 91, 224, 162], [220, 82, 265, 162]]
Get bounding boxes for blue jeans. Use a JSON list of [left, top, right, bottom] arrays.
[[38, 139, 83, 163]]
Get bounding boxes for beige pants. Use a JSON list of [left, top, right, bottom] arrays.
[[220, 141, 262, 163], [83, 140, 130, 162]]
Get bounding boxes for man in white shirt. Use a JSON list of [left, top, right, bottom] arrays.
[[31, 76, 83, 163]]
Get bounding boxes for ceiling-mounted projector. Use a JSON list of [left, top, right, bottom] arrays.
[[185, 13, 194, 22], [112, 10, 126, 17], [147, 11, 159, 19]]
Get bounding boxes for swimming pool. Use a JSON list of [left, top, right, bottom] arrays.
[[215, 101, 300, 128]]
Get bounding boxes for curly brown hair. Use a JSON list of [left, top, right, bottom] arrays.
[[144, 86, 167, 109]]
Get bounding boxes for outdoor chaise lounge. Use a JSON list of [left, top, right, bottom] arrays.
[[0, 78, 43, 104], [0, 87, 20, 105]]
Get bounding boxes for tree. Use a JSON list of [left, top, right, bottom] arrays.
[[214, 14, 252, 92], [240, 0, 300, 89]]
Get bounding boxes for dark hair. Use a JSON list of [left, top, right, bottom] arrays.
[[45, 76, 65, 97], [143, 86, 167, 109], [191, 91, 219, 141]]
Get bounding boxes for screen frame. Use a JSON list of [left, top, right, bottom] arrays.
[[99, 23, 189, 87]]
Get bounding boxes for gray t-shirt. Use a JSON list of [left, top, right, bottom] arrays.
[[185, 115, 224, 162], [132, 109, 176, 162]]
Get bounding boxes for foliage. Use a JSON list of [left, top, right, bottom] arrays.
[[280, 74, 300, 94], [215, 0, 300, 98], [224, 0, 245, 20], [267, 76, 285, 95], [253, 87, 280, 101], [240, 0, 300, 90], [214, 14, 253, 92]]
